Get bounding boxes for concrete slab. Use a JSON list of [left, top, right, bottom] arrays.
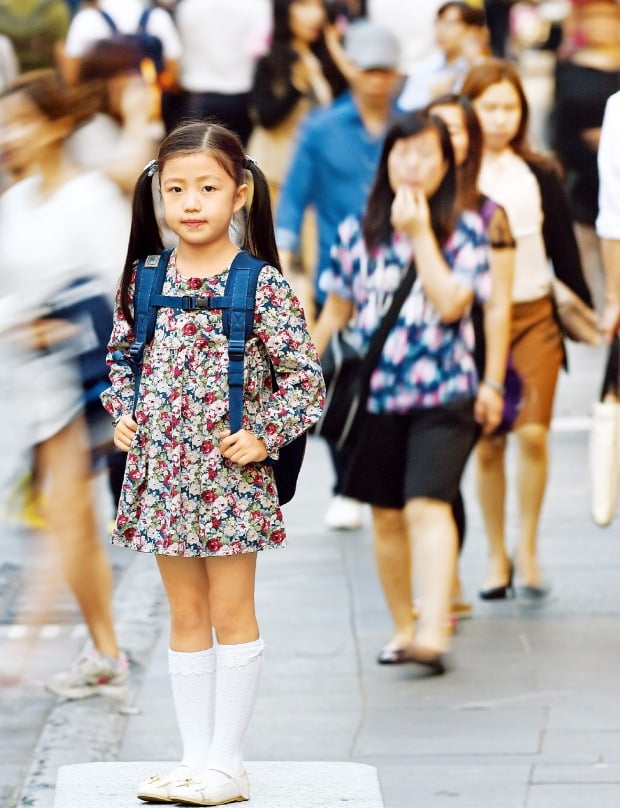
[[54, 760, 384, 808]]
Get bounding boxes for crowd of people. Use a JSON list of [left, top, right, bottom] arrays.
[[1, 0, 619, 805]]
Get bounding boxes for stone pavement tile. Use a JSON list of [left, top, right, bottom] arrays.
[[375, 759, 529, 808], [353, 707, 544, 756], [532, 762, 620, 783], [526, 783, 620, 808], [546, 704, 620, 731], [540, 730, 620, 764]]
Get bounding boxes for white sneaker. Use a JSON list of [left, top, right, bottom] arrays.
[[173, 768, 249, 805], [324, 495, 363, 530], [46, 648, 129, 700]]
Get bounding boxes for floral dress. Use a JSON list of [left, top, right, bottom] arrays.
[[101, 251, 325, 557]]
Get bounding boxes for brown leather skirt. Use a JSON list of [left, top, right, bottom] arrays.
[[510, 296, 563, 429]]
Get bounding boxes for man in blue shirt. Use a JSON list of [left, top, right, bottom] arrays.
[[276, 19, 401, 529]]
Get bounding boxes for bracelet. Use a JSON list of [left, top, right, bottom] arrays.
[[482, 378, 505, 395]]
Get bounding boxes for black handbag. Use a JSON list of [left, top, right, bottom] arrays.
[[314, 261, 416, 450]]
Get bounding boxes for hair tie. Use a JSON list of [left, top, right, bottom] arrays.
[[244, 154, 256, 170], [144, 159, 158, 177]]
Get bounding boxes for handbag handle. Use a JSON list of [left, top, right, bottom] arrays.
[[358, 260, 417, 390]]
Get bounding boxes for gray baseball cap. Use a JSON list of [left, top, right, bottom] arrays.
[[344, 20, 401, 71]]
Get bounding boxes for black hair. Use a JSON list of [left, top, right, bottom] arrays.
[[426, 93, 483, 212], [120, 121, 281, 325], [437, 1, 486, 28], [362, 110, 457, 251], [265, 0, 347, 98]]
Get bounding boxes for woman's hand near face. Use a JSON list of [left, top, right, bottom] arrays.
[[390, 185, 432, 240]]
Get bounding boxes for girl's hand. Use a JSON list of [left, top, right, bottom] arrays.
[[219, 429, 268, 465], [390, 185, 431, 239], [114, 414, 138, 452], [474, 384, 504, 435]]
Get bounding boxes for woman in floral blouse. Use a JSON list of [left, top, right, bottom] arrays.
[[313, 110, 491, 673], [102, 121, 324, 805]]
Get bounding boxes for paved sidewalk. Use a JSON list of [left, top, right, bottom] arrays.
[[10, 341, 620, 807]]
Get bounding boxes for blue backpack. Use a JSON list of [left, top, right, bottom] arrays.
[[97, 7, 164, 74], [113, 250, 306, 506]]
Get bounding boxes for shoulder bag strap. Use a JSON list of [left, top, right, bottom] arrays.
[[359, 260, 417, 385]]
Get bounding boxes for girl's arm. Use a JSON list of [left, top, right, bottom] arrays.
[[311, 292, 354, 356], [391, 186, 473, 322], [253, 267, 325, 453]]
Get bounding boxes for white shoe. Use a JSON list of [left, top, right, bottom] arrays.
[[46, 649, 129, 700], [324, 495, 363, 530], [173, 768, 250, 805], [137, 765, 198, 804]]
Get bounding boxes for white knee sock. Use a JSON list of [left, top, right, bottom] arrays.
[[205, 637, 264, 779], [168, 647, 216, 774]]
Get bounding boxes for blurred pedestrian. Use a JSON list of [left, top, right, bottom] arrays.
[[597, 88, 620, 341], [312, 111, 491, 672], [0, 69, 129, 695], [397, 1, 489, 113], [462, 59, 592, 599], [103, 121, 324, 804], [427, 93, 514, 618], [248, 0, 349, 203], [0, 0, 70, 72], [550, 0, 620, 314], [276, 18, 401, 530], [173, 0, 271, 141]]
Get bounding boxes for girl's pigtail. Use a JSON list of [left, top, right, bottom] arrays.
[[119, 161, 163, 325], [243, 158, 281, 272]]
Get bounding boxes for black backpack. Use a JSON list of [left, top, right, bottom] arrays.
[[113, 250, 307, 506], [97, 7, 164, 74]]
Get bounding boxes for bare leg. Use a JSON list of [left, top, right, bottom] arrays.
[[371, 506, 414, 649], [514, 423, 548, 587], [476, 434, 511, 589], [405, 498, 457, 654], [37, 415, 119, 658]]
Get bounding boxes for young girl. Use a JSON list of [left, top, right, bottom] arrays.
[[102, 121, 324, 805], [461, 60, 592, 599], [312, 111, 490, 671]]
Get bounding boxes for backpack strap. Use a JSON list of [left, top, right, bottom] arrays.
[[216, 252, 267, 432], [137, 7, 152, 34], [97, 8, 118, 32], [128, 247, 174, 415]]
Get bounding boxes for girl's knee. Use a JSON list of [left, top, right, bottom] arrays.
[[168, 593, 211, 635], [476, 435, 506, 468], [371, 506, 407, 537]]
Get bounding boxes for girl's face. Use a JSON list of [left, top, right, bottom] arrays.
[[472, 79, 522, 154], [289, 0, 326, 45], [160, 151, 247, 249], [429, 104, 469, 167], [0, 91, 68, 175], [387, 128, 447, 198]]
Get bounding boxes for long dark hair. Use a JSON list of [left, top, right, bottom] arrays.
[[362, 111, 457, 251], [426, 93, 483, 212], [120, 121, 281, 324], [264, 0, 347, 97]]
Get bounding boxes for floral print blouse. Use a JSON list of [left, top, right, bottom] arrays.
[[101, 251, 325, 557], [320, 214, 491, 413]]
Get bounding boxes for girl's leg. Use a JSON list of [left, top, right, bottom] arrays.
[[202, 553, 262, 794], [476, 434, 511, 590], [405, 498, 457, 654], [156, 556, 215, 774], [37, 415, 119, 658], [514, 423, 549, 587], [371, 505, 414, 650]]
